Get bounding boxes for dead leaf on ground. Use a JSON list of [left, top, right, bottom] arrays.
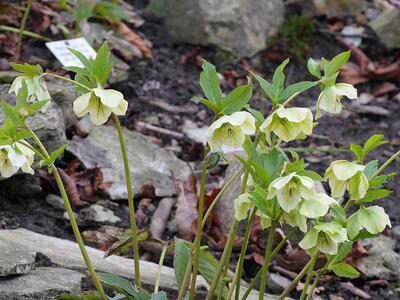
[[82, 225, 125, 245], [175, 176, 198, 240]]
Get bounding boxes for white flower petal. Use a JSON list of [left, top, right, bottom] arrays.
[[334, 83, 357, 99], [73, 93, 91, 117], [93, 88, 123, 109]]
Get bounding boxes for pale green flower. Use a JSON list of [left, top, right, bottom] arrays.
[[73, 88, 128, 126], [267, 172, 315, 212], [256, 211, 271, 229], [9, 76, 50, 102], [299, 222, 348, 255], [206, 111, 256, 153], [298, 192, 336, 219], [282, 208, 308, 232], [234, 193, 254, 221], [325, 160, 369, 200], [260, 105, 313, 145], [347, 206, 391, 239], [0, 141, 35, 178], [316, 83, 357, 119]]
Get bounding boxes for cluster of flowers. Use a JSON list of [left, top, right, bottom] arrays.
[[205, 83, 390, 256]]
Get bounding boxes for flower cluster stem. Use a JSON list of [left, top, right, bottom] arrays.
[[278, 253, 319, 300], [43, 73, 91, 92], [154, 244, 168, 294], [26, 125, 107, 300], [240, 227, 298, 300], [372, 150, 400, 179], [299, 257, 317, 300], [188, 162, 208, 299], [258, 221, 277, 300], [113, 114, 141, 288], [16, 0, 33, 60]]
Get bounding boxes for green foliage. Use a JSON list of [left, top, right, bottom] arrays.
[[351, 135, 388, 162], [268, 15, 316, 61], [330, 263, 360, 278]]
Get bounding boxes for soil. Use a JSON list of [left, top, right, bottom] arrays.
[[0, 0, 400, 299]]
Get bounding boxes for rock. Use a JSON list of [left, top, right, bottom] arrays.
[[80, 204, 121, 224], [0, 228, 290, 300], [310, 0, 367, 17], [68, 125, 191, 199], [265, 273, 291, 294], [0, 84, 67, 153], [47, 80, 80, 128], [146, 0, 285, 57], [0, 174, 42, 198], [370, 9, 400, 49], [0, 267, 84, 300], [346, 104, 390, 116], [45, 194, 65, 210], [360, 236, 400, 280], [392, 225, 400, 241], [0, 240, 35, 276], [182, 120, 207, 145]]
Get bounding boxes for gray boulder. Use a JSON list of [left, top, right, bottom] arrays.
[[0, 240, 35, 276], [68, 125, 191, 198], [0, 84, 67, 153], [146, 0, 285, 57], [371, 9, 400, 49], [0, 267, 85, 300], [80, 204, 121, 224], [360, 236, 400, 280]]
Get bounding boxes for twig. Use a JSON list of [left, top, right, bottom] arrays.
[[0, 25, 52, 42], [150, 197, 175, 239], [57, 168, 88, 208], [16, 0, 33, 60], [136, 121, 184, 139]]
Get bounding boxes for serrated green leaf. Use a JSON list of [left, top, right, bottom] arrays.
[[99, 273, 151, 299], [271, 59, 290, 98], [279, 81, 317, 102], [363, 160, 378, 179], [324, 50, 351, 76], [49, 144, 69, 162], [93, 41, 113, 85], [331, 241, 353, 265], [363, 135, 388, 156], [331, 263, 360, 278], [307, 58, 321, 78], [14, 129, 32, 141], [68, 48, 94, 72], [350, 144, 363, 162], [360, 189, 392, 203], [199, 61, 222, 105], [246, 106, 264, 124], [28, 99, 50, 114], [219, 79, 253, 114], [9, 62, 43, 77]]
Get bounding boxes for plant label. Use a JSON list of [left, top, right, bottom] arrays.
[[46, 38, 97, 68]]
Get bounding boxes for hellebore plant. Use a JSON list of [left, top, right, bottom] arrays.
[[3, 44, 399, 300]]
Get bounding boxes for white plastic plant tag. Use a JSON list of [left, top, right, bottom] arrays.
[[45, 38, 97, 68]]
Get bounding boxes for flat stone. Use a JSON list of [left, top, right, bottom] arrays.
[[146, 0, 284, 57], [0, 229, 290, 299], [360, 236, 400, 280], [68, 125, 191, 199], [45, 194, 65, 210], [80, 204, 121, 224], [0, 267, 84, 300], [0, 240, 35, 276], [371, 9, 400, 49]]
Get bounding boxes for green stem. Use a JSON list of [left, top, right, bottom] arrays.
[[177, 254, 193, 300], [228, 208, 257, 300], [305, 271, 323, 300], [188, 162, 208, 299], [16, 140, 46, 161], [0, 25, 52, 42], [25, 125, 107, 300], [113, 114, 141, 288], [202, 167, 243, 229], [283, 147, 349, 153], [371, 150, 400, 179], [278, 253, 319, 300], [43, 73, 92, 92], [299, 260, 317, 300], [258, 221, 277, 300], [16, 0, 33, 60], [205, 219, 239, 300], [240, 227, 298, 300], [154, 244, 168, 294], [281, 91, 301, 107]]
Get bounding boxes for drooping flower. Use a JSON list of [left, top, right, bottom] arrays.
[[347, 206, 391, 239], [73, 88, 128, 125], [298, 192, 336, 219], [0, 141, 35, 178], [299, 222, 348, 255], [324, 160, 369, 200], [267, 172, 315, 212], [316, 83, 357, 119], [256, 210, 272, 229], [234, 193, 254, 221], [206, 111, 256, 153], [9, 76, 50, 102], [281, 208, 308, 232], [260, 105, 313, 145]]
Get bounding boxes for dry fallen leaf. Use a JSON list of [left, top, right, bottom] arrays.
[[175, 176, 198, 240]]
